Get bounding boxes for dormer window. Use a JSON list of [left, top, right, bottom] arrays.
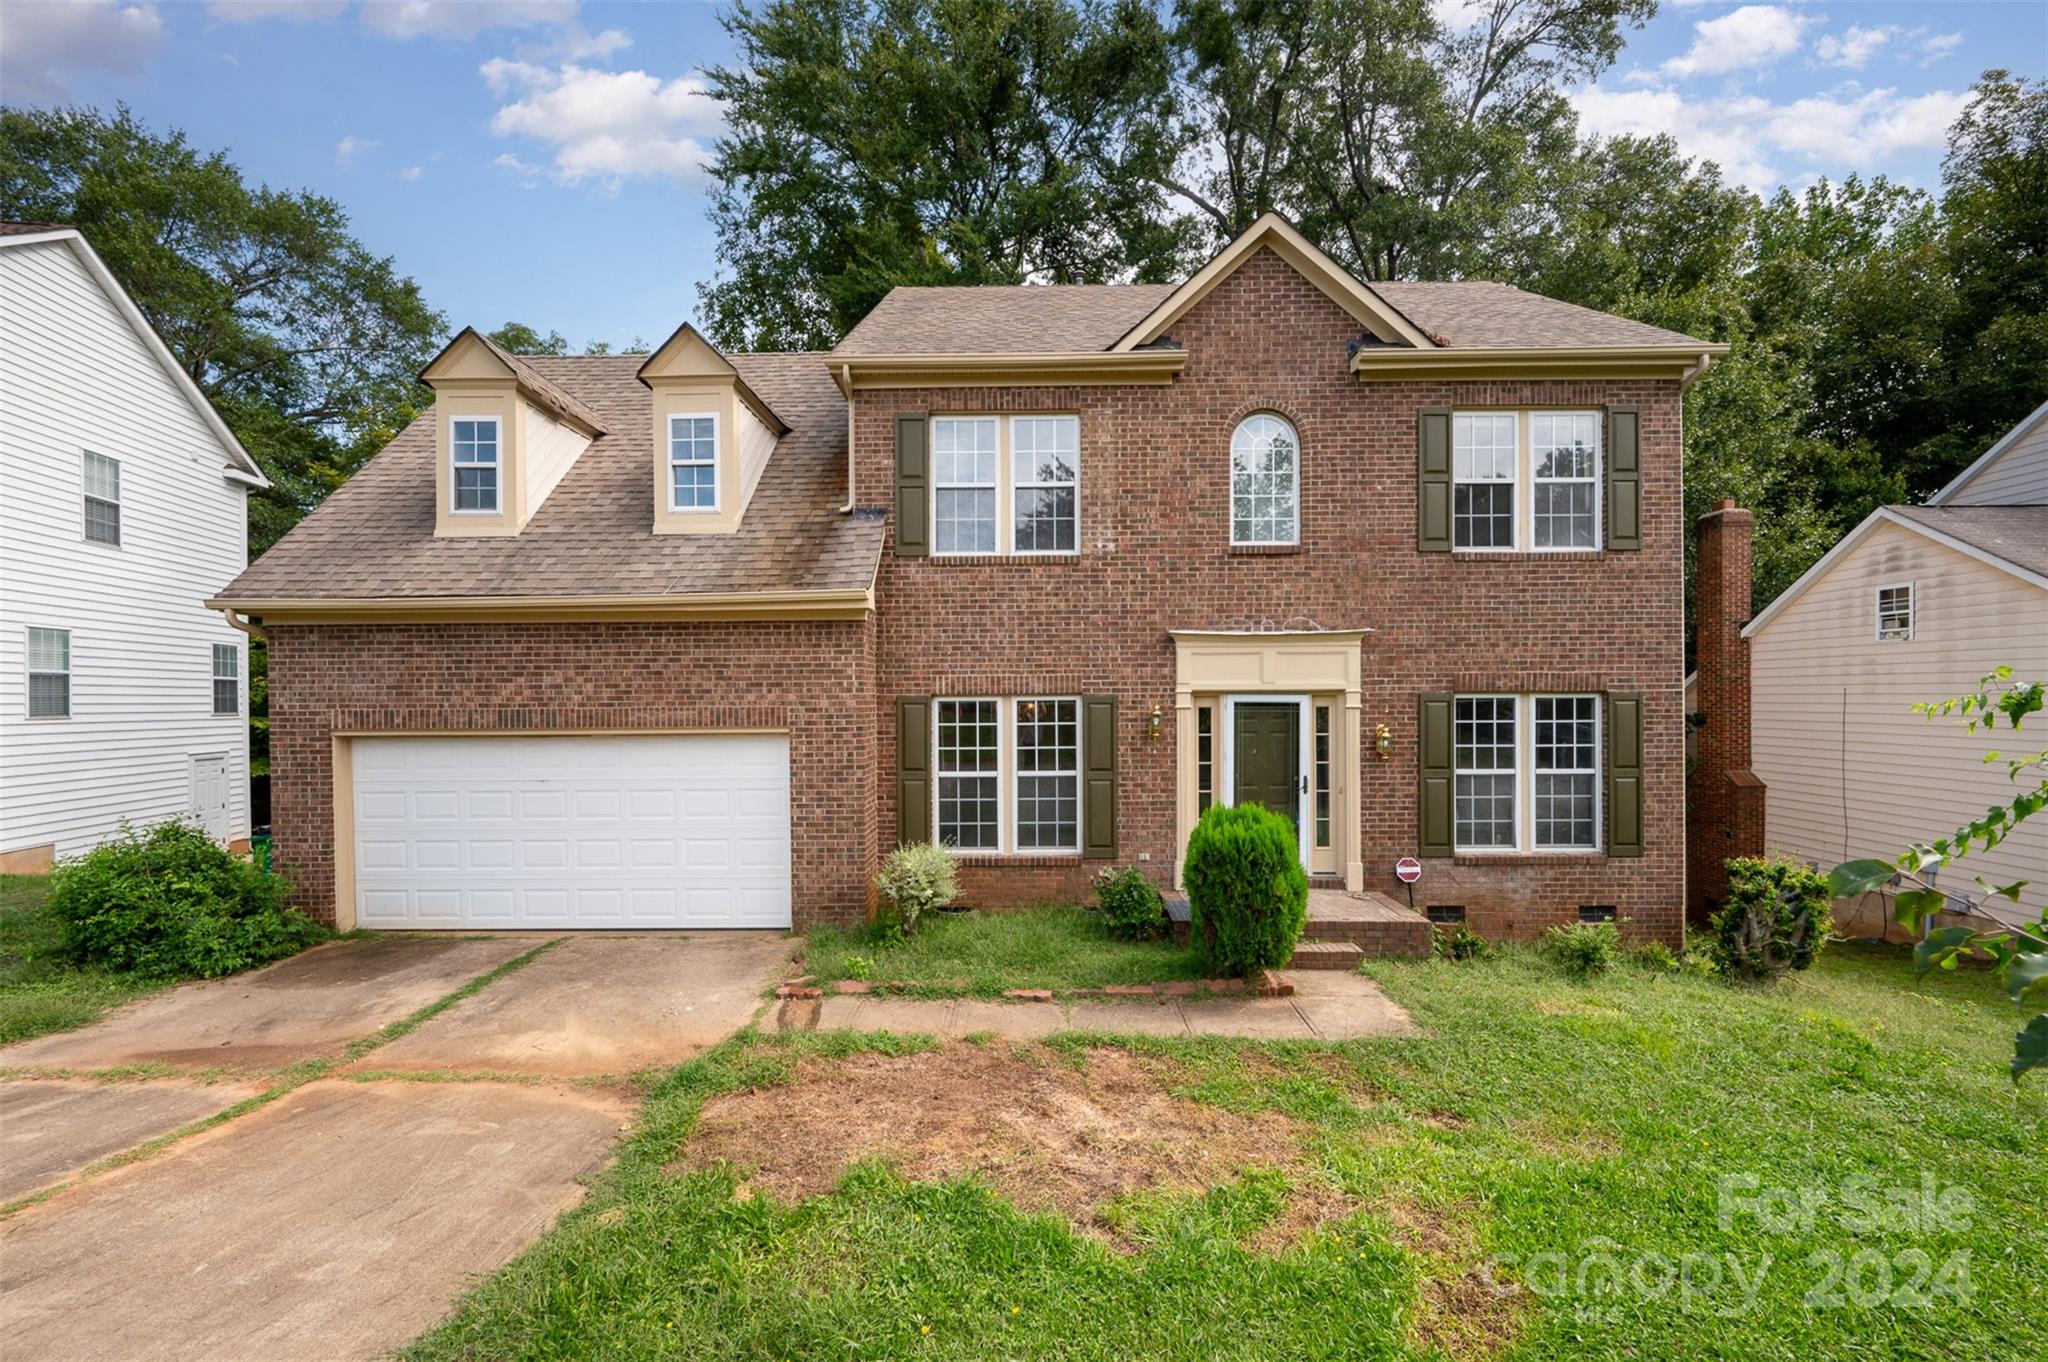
[[451, 417, 500, 513], [669, 414, 719, 512]]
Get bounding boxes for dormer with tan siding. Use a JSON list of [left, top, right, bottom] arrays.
[[638, 323, 789, 535], [420, 328, 606, 537]]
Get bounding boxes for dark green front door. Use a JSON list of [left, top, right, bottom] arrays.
[[1233, 703, 1301, 838]]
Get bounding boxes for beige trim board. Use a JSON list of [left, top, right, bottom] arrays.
[[207, 588, 875, 624], [1351, 344, 1729, 384], [833, 350, 1187, 393], [1113, 214, 1436, 351]]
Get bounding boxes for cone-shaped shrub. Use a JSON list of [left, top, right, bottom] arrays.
[[1182, 802, 1308, 978]]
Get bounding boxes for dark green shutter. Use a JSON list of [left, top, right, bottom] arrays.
[[1418, 692, 1453, 856], [1606, 405, 1641, 551], [1083, 695, 1118, 859], [896, 696, 930, 847], [1606, 692, 1643, 857], [894, 413, 928, 557], [1417, 407, 1452, 552]]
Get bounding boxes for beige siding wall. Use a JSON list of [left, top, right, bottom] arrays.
[[1945, 416, 2048, 506], [737, 402, 778, 512], [1751, 520, 2048, 924], [520, 400, 589, 518]]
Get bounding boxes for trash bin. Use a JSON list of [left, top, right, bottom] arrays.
[[252, 829, 273, 874]]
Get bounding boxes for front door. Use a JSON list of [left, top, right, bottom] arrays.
[[1233, 702, 1301, 840]]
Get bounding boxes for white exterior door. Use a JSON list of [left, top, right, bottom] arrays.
[[189, 754, 231, 840], [350, 733, 792, 930]]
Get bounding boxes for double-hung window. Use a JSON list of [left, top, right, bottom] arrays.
[[669, 414, 718, 511], [1875, 584, 1914, 642], [932, 417, 999, 554], [931, 416, 1078, 556], [933, 697, 1082, 852], [1452, 411, 1602, 551], [212, 643, 239, 716], [1230, 414, 1299, 546], [83, 452, 121, 546], [1012, 417, 1078, 553], [1454, 694, 1603, 852], [451, 417, 500, 512], [27, 627, 70, 719]]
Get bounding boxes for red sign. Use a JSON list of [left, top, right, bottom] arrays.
[[1395, 857, 1423, 884]]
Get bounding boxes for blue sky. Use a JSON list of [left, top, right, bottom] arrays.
[[2, 0, 2042, 349]]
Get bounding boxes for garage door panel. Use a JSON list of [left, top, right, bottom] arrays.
[[352, 734, 791, 930]]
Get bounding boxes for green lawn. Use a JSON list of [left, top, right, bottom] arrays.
[[0, 875, 168, 1046], [406, 942, 2045, 1361], [802, 906, 1211, 996]]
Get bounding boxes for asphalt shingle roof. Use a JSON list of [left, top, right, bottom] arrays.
[[1889, 504, 2048, 579], [218, 353, 883, 602]]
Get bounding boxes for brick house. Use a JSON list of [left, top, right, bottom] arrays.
[[212, 216, 1724, 945]]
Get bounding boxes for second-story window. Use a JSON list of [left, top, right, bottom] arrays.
[[212, 643, 240, 716], [1453, 414, 1516, 549], [1453, 410, 1603, 552], [83, 451, 121, 546], [1230, 414, 1299, 546], [1531, 413, 1599, 549], [451, 417, 500, 512], [929, 415, 1081, 557], [669, 414, 718, 511], [1876, 583, 1914, 641], [1012, 417, 1078, 553]]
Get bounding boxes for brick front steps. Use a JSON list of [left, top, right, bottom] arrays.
[[1166, 888, 1433, 966]]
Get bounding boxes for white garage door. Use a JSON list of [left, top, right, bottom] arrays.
[[351, 733, 791, 930]]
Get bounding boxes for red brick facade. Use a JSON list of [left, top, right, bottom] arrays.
[[857, 250, 1687, 944], [265, 246, 1689, 942], [1685, 501, 1765, 922]]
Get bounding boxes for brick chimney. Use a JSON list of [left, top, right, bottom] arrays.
[[1687, 500, 1766, 923]]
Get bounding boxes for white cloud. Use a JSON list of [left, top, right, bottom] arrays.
[[399, 164, 423, 181], [1919, 32, 1963, 66], [0, 0, 165, 102], [1574, 81, 1969, 191], [359, 1, 573, 40], [334, 134, 379, 166], [1661, 4, 1811, 79], [1815, 24, 1894, 70], [492, 151, 544, 188], [205, 1, 348, 21], [483, 61, 721, 188]]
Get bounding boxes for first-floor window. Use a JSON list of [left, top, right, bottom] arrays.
[[1196, 705, 1214, 813], [1454, 696, 1517, 849], [935, 699, 1001, 849], [212, 643, 239, 716], [1314, 704, 1332, 848], [27, 626, 71, 719], [1533, 696, 1599, 849], [1014, 698, 1079, 850]]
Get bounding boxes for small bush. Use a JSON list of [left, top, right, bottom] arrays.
[[873, 842, 959, 935], [1633, 940, 1679, 973], [50, 820, 323, 980], [1433, 924, 1490, 962], [1093, 866, 1167, 940], [1540, 920, 1622, 978], [1710, 855, 1833, 983], [1181, 803, 1307, 978]]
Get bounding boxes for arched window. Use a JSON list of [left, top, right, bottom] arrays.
[[1230, 414, 1299, 546]]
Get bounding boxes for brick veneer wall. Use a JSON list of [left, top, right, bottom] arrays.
[[1685, 501, 1765, 921], [855, 247, 1689, 944], [265, 618, 877, 930]]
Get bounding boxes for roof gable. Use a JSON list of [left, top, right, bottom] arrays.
[[0, 227, 269, 489], [1110, 214, 1437, 352], [1929, 399, 2048, 506], [638, 322, 788, 435], [420, 327, 609, 435]]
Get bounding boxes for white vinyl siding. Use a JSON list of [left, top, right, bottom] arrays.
[[1, 238, 253, 858], [1750, 520, 2048, 927]]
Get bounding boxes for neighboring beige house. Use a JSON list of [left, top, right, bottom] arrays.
[[1741, 400, 2048, 931]]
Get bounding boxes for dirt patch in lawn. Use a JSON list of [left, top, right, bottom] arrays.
[[1388, 1199, 1527, 1360], [676, 1043, 1352, 1249]]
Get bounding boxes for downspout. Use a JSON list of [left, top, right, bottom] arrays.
[[220, 607, 262, 640], [1680, 352, 1716, 389], [838, 362, 856, 513]]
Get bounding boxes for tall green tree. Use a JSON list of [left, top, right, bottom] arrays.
[[700, 0, 1192, 350], [0, 106, 445, 554], [486, 322, 571, 356]]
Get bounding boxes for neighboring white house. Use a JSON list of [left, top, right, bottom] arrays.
[[0, 223, 269, 871], [1741, 400, 2048, 931]]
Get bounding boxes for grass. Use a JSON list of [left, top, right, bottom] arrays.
[[0, 874, 170, 1045], [404, 942, 2046, 1361], [802, 906, 1209, 997]]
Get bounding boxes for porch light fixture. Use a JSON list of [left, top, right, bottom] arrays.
[[1373, 722, 1393, 760], [1149, 704, 1164, 742]]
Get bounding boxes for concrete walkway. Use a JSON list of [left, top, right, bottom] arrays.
[[779, 969, 1416, 1041]]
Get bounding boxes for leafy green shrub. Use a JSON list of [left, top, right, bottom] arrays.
[[1711, 855, 1833, 983], [1633, 940, 1679, 973], [1093, 866, 1167, 940], [1181, 803, 1307, 978], [50, 820, 323, 980], [1540, 920, 1622, 978], [1433, 924, 1490, 962], [873, 842, 959, 935]]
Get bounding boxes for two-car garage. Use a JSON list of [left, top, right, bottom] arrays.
[[347, 733, 792, 930]]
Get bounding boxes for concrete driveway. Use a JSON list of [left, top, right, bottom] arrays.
[[0, 931, 788, 1361]]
